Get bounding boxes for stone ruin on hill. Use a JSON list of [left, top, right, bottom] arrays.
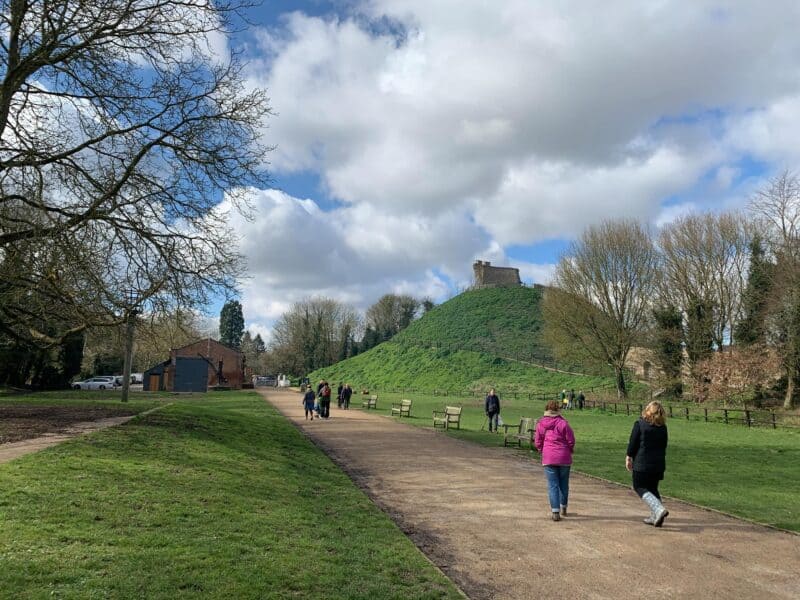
[[472, 260, 522, 288]]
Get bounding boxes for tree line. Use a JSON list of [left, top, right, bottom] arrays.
[[544, 171, 800, 408], [264, 294, 433, 377]]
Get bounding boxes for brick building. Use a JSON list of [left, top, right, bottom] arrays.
[[143, 338, 244, 392], [472, 260, 522, 288]]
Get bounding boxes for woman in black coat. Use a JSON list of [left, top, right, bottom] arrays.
[[626, 401, 669, 527]]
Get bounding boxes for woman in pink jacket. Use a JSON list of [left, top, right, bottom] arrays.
[[534, 400, 576, 521]]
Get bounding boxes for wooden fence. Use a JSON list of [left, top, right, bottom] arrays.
[[353, 386, 798, 430]]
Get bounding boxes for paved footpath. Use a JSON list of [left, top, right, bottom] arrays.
[[262, 389, 800, 600]]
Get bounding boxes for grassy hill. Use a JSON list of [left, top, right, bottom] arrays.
[[393, 285, 549, 358], [310, 286, 620, 395]]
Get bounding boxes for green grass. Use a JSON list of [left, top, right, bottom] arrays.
[[0, 391, 462, 599], [310, 343, 615, 395], [361, 391, 800, 532], [394, 286, 548, 357]]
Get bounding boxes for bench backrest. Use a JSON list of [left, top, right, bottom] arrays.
[[519, 417, 534, 433], [445, 406, 462, 422], [401, 399, 412, 407], [370, 394, 378, 402]]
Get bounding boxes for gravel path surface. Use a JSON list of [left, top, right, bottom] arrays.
[[262, 388, 800, 600]]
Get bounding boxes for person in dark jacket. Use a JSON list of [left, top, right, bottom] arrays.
[[534, 400, 576, 521], [319, 382, 332, 418], [302, 386, 316, 420], [485, 388, 501, 432], [577, 390, 585, 410], [626, 400, 669, 527], [342, 384, 353, 409], [336, 382, 344, 408]]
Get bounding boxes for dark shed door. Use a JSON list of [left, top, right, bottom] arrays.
[[173, 357, 208, 392]]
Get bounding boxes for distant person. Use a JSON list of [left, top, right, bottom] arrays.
[[336, 382, 344, 408], [485, 388, 501, 432], [560, 389, 568, 410], [342, 384, 353, 410], [577, 390, 585, 410], [534, 400, 575, 521], [626, 401, 669, 527], [319, 382, 332, 419], [302, 387, 316, 421], [567, 389, 575, 410]]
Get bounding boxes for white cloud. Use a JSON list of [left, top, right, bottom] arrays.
[[237, 0, 800, 332]]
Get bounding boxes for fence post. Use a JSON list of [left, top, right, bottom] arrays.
[[724, 409, 728, 424], [613, 403, 617, 414], [626, 403, 630, 416], [669, 405, 673, 418], [684, 407, 689, 420], [602, 401, 606, 412], [772, 412, 777, 429], [704, 408, 708, 422], [745, 409, 751, 427]]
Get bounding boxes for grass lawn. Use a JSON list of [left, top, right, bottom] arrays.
[[364, 391, 800, 532], [0, 391, 462, 599]]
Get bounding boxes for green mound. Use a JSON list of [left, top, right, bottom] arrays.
[[310, 342, 612, 394], [394, 286, 549, 358], [310, 286, 618, 394]]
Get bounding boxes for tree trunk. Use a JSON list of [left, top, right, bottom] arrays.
[[615, 366, 628, 399], [784, 368, 796, 410]]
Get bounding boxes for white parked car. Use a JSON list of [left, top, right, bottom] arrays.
[[72, 376, 118, 390]]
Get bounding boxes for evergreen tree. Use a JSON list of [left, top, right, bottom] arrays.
[[219, 300, 245, 350], [734, 234, 773, 345], [652, 304, 683, 397], [685, 298, 715, 378]]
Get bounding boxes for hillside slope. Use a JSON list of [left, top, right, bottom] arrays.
[[393, 286, 549, 359], [310, 286, 619, 394], [309, 342, 613, 394]]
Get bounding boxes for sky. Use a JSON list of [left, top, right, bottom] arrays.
[[215, 0, 800, 342]]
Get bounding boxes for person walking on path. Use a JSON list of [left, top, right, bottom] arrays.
[[567, 389, 575, 410], [302, 387, 316, 420], [534, 400, 576, 521], [336, 382, 344, 408], [577, 390, 585, 410], [319, 382, 332, 419], [485, 388, 501, 432], [626, 400, 669, 527], [342, 384, 353, 410]]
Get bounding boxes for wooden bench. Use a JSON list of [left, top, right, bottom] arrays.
[[503, 417, 536, 448], [361, 394, 378, 409], [391, 399, 412, 418], [432, 406, 462, 429]]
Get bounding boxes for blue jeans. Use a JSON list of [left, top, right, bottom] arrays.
[[543, 465, 570, 511]]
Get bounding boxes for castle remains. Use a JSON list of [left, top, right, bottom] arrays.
[[472, 260, 522, 288]]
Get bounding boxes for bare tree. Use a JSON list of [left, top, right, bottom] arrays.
[[658, 212, 753, 355], [750, 171, 800, 408], [270, 298, 361, 376], [365, 294, 420, 341], [0, 0, 271, 347], [543, 220, 659, 397]]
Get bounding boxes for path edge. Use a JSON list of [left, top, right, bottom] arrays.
[[260, 391, 471, 600]]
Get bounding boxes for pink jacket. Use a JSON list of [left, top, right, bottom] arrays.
[[534, 413, 575, 466]]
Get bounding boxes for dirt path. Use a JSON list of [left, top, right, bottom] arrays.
[[262, 389, 800, 600], [0, 415, 136, 464]]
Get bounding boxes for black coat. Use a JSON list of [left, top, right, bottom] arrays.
[[485, 394, 500, 414], [626, 418, 668, 473]]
